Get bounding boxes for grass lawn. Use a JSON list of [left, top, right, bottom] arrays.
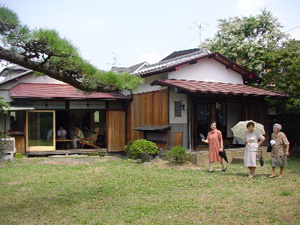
[[0, 156, 299, 225]]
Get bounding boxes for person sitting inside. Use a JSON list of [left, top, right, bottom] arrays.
[[72, 125, 84, 149], [57, 126, 67, 139], [47, 128, 53, 141]]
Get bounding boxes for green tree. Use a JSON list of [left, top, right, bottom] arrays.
[[202, 9, 288, 77], [202, 9, 300, 110], [0, 5, 143, 93], [263, 39, 300, 110], [0, 96, 9, 112]]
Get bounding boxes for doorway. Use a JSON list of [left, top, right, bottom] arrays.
[[26, 110, 55, 151]]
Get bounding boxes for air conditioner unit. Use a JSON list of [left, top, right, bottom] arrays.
[[0, 137, 16, 155]]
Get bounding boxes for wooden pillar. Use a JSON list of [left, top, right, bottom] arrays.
[[210, 103, 216, 123]]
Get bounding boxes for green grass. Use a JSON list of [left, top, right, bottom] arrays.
[[0, 156, 300, 225]]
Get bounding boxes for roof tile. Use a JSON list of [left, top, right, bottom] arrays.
[[151, 79, 286, 98], [10, 83, 129, 99]]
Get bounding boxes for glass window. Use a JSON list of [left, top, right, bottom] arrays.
[[94, 111, 100, 123], [174, 101, 182, 117], [28, 112, 54, 147]]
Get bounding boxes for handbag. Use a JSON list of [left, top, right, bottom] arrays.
[[267, 145, 272, 152], [257, 147, 264, 166], [259, 156, 264, 167]]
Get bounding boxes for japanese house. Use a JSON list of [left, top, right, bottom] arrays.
[[0, 66, 130, 153], [123, 49, 286, 151]]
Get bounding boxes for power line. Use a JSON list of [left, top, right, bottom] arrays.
[[285, 24, 300, 33]]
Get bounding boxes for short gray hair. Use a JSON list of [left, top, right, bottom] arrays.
[[273, 123, 282, 131]]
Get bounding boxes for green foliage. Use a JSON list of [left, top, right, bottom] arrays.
[[280, 190, 292, 196], [0, 97, 10, 112], [129, 139, 158, 159], [166, 146, 189, 163], [262, 39, 300, 110], [124, 141, 134, 152], [0, 132, 11, 150], [0, 5, 144, 92], [203, 9, 288, 75], [87, 152, 106, 157], [202, 9, 300, 111], [14, 153, 23, 158]]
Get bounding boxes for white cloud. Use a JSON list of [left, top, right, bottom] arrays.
[[138, 51, 170, 64], [237, 0, 273, 14]]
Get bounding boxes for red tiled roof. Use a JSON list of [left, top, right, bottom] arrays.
[[151, 79, 286, 98], [9, 83, 129, 99]]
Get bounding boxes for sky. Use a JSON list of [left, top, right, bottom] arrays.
[[1, 0, 300, 71]]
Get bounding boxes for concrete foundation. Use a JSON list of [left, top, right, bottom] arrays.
[[189, 146, 271, 167]]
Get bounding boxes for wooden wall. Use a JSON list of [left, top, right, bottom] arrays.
[[107, 110, 126, 152], [127, 89, 169, 148]]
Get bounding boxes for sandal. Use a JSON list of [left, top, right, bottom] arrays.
[[209, 170, 214, 173], [269, 175, 276, 178], [248, 175, 254, 179], [222, 167, 227, 172]]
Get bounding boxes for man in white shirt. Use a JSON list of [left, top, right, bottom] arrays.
[[57, 126, 67, 139]]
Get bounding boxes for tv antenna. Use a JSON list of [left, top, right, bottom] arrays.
[[107, 52, 120, 68], [189, 22, 209, 46]]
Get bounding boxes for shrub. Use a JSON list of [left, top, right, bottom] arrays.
[[166, 146, 189, 163], [15, 153, 23, 158], [130, 139, 158, 159], [124, 141, 134, 152]]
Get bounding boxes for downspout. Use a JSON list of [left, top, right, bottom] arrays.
[[188, 95, 192, 152]]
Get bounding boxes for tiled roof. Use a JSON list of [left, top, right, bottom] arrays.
[[0, 70, 32, 84], [10, 83, 129, 99], [111, 62, 148, 73], [151, 79, 286, 98], [160, 48, 200, 61], [135, 51, 260, 82]]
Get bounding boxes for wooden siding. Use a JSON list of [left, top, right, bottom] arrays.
[[107, 110, 126, 152], [127, 89, 169, 149]]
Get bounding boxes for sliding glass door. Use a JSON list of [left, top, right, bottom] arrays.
[[26, 111, 55, 151]]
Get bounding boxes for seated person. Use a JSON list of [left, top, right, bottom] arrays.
[[72, 125, 84, 149], [83, 126, 89, 137], [57, 126, 67, 139], [47, 128, 53, 140]]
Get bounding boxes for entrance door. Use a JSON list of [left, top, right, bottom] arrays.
[[107, 110, 125, 152], [26, 111, 55, 151], [195, 103, 210, 149]]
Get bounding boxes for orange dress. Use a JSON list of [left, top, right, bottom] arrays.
[[207, 129, 222, 163]]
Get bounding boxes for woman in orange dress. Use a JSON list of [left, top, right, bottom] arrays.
[[202, 122, 227, 172]]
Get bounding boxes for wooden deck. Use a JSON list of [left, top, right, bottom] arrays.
[[26, 148, 107, 156]]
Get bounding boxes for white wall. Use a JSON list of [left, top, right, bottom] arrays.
[[0, 90, 11, 102], [133, 73, 168, 94], [169, 88, 188, 123], [168, 58, 244, 84]]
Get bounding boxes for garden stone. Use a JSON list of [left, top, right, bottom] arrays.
[[141, 153, 153, 162], [0, 154, 14, 162], [159, 148, 166, 158]]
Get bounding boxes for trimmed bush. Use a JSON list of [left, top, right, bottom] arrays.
[[124, 141, 134, 152], [166, 146, 189, 163], [15, 153, 23, 159], [130, 139, 158, 159]]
